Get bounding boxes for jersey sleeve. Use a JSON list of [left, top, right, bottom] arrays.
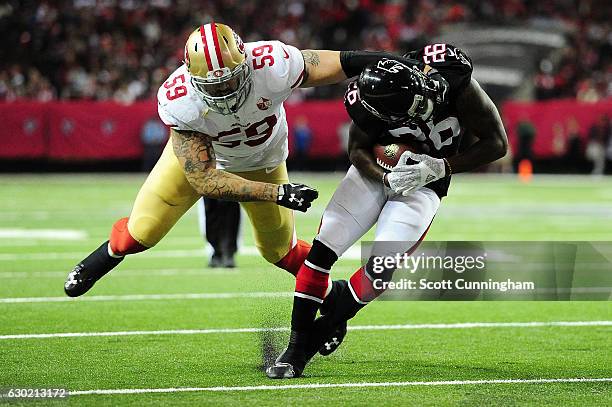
[[280, 42, 306, 89], [157, 103, 193, 131], [248, 40, 305, 93], [343, 80, 386, 136], [405, 44, 473, 95], [156, 66, 200, 132]]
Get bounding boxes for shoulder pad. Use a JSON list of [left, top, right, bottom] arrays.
[[406, 44, 473, 94], [246, 40, 305, 94], [157, 65, 204, 130]]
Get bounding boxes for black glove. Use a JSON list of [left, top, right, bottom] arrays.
[[276, 183, 318, 212]]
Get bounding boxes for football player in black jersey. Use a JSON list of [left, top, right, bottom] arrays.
[[267, 44, 508, 379]]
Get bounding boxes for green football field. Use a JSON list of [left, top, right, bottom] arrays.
[[0, 173, 610, 406]]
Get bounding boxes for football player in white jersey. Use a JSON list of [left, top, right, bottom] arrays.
[[64, 23, 395, 302]]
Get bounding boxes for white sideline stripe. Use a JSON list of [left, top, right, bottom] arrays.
[[0, 268, 242, 279], [1, 321, 609, 340], [0, 291, 291, 304], [68, 377, 612, 396], [0, 246, 362, 261], [0, 228, 87, 240]]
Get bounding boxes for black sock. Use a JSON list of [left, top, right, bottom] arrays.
[[290, 239, 338, 335], [329, 281, 366, 326]]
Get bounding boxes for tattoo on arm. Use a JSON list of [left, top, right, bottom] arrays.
[[302, 50, 320, 67], [300, 50, 320, 86], [171, 129, 278, 202]]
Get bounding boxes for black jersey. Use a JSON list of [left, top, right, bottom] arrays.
[[344, 43, 473, 197]]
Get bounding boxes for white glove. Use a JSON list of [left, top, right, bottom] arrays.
[[388, 151, 446, 196]]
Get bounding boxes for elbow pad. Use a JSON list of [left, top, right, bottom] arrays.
[[340, 50, 398, 78]]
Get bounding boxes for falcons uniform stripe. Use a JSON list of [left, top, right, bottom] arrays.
[[199, 25, 214, 71]]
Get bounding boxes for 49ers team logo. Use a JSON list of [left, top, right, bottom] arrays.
[[257, 97, 271, 110], [233, 32, 245, 54]]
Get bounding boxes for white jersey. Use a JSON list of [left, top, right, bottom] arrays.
[[157, 40, 305, 172]]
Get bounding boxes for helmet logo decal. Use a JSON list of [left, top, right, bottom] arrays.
[[212, 69, 225, 78], [233, 31, 245, 54], [376, 59, 408, 74]]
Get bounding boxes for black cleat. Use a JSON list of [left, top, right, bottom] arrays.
[[318, 279, 350, 356], [265, 361, 302, 379], [221, 254, 236, 268], [319, 320, 347, 356], [208, 254, 223, 268], [266, 331, 312, 379], [319, 279, 343, 316], [64, 241, 123, 297]]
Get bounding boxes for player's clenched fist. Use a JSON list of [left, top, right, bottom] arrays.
[[277, 183, 319, 212]]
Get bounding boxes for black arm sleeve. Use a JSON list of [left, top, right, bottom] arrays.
[[340, 50, 399, 78]]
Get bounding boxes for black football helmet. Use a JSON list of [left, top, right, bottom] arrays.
[[357, 58, 449, 125]]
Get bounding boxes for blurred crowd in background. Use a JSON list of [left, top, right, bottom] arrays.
[[0, 0, 609, 103]]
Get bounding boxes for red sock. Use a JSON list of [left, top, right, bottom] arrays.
[[275, 239, 311, 276], [291, 260, 330, 332], [349, 225, 432, 303], [109, 217, 148, 256], [348, 266, 382, 304], [295, 260, 330, 302]]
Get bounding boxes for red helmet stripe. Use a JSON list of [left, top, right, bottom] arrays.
[[199, 24, 213, 71], [211, 23, 225, 68]]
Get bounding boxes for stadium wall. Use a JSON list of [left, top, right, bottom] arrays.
[[0, 100, 610, 164], [0, 100, 349, 161]]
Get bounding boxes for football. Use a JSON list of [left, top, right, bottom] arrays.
[[373, 139, 430, 170]]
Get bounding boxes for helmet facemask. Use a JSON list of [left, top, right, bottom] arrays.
[[191, 62, 252, 115]]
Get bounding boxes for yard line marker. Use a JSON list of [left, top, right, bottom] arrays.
[[67, 377, 612, 396], [0, 228, 87, 240], [1, 321, 609, 340], [0, 246, 362, 261], [0, 291, 291, 304], [0, 287, 608, 303], [0, 268, 242, 279]]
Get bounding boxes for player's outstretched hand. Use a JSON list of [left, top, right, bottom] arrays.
[[277, 183, 319, 212], [389, 151, 446, 196]]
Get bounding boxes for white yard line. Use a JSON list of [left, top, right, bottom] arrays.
[[0, 291, 291, 304], [0, 245, 362, 261], [0, 229, 87, 240], [0, 268, 242, 279], [65, 377, 612, 396], [0, 249, 207, 261], [1, 321, 609, 340]]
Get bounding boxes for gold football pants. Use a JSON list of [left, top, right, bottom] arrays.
[[127, 140, 294, 263]]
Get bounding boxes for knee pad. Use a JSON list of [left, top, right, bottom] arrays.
[[109, 217, 148, 256]]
